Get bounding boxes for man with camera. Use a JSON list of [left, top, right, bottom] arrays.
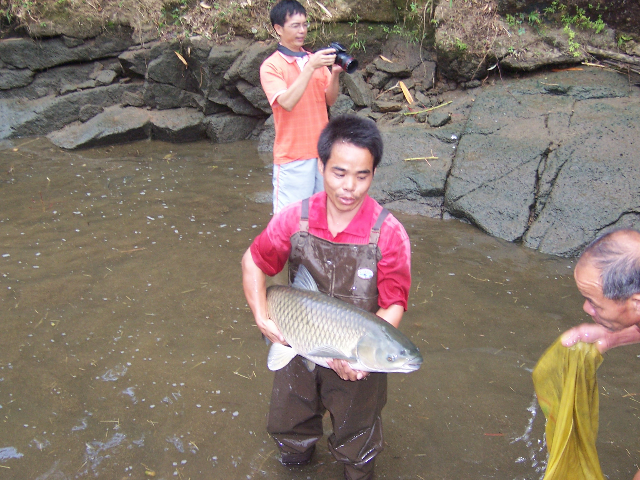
[[260, 0, 343, 213]]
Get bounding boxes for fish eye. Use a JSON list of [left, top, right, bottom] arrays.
[[387, 354, 397, 362], [400, 350, 406, 356]]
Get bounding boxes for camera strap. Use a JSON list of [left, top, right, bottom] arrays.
[[276, 44, 308, 58]]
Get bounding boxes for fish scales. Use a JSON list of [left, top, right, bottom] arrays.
[[267, 285, 369, 354]]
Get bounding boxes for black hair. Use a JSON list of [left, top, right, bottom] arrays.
[[317, 115, 383, 169], [581, 229, 640, 301], [270, 0, 306, 27]]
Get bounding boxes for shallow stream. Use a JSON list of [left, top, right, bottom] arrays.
[[1, 138, 639, 479]]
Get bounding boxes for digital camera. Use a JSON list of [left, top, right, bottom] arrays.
[[328, 42, 358, 74]]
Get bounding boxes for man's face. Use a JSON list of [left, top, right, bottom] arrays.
[[318, 142, 375, 215], [574, 259, 640, 331], [274, 12, 308, 51]]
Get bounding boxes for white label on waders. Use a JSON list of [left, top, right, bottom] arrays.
[[357, 268, 374, 280]]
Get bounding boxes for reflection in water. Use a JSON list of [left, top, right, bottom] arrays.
[[1, 138, 639, 479]]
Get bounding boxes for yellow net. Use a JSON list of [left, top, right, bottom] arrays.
[[532, 337, 604, 480]]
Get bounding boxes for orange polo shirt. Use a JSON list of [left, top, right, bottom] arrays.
[[260, 50, 331, 165]]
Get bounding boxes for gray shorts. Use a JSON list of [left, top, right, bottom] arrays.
[[272, 158, 324, 213]]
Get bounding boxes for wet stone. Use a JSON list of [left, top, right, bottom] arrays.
[[78, 104, 104, 122], [372, 101, 403, 113], [428, 110, 452, 127], [373, 58, 412, 76], [95, 70, 117, 86]]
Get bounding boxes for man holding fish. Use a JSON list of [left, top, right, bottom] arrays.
[[242, 115, 418, 480]]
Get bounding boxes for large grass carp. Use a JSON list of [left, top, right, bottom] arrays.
[[265, 265, 423, 373]]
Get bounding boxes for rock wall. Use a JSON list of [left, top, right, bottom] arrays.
[[0, 29, 438, 150], [0, 30, 268, 147]]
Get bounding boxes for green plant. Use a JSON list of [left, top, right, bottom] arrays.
[[454, 37, 468, 52], [557, 4, 604, 33], [381, 21, 423, 44], [506, 11, 532, 34], [593, 15, 605, 33], [347, 14, 364, 51], [618, 34, 632, 48], [563, 25, 581, 57], [349, 38, 366, 51]]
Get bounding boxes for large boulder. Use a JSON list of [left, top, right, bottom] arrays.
[[523, 96, 640, 255], [204, 113, 260, 143], [0, 33, 133, 71], [0, 61, 120, 100], [223, 41, 276, 88], [150, 108, 206, 142], [143, 81, 203, 110], [0, 69, 34, 90], [369, 125, 462, 215], [3, 83, 144, 139], [445, 130, 547, 241], [443, 69, 639, 255], [207, 89, 263, 116], [47, 105, 151, 148], [196, 37, 251, 92], [118, 41, 170, 77], [236, 80, 271, 114], [147, 47, 200, 92], [46, 106, 208, 148], [257, 115, 275, 152], [342, 71, 372, 107]]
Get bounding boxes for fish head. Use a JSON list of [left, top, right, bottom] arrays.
[[356, 328, 423, 373]]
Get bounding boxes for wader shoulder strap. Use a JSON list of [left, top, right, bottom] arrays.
[[369, 208, 389, 246], [299, 198, 309, 233], [295, 197, 310, 250]]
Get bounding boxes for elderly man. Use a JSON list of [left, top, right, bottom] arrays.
[[561, 228, 640, 479]]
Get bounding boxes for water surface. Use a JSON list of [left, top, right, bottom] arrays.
[[1, 138, 639, 479]]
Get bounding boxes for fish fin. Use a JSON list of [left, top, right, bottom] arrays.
[[303, 358, 317, 372], [307, 345, 353, 360], [262, 333, 272, 346], [291, 265, 319, 292], [267, 343, 298, 371]]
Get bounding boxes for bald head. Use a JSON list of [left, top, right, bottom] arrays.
[[578, 229, 640, 301]]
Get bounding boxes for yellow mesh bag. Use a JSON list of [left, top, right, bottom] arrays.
[[532, 337, 604, 480]]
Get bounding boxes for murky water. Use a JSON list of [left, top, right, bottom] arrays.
[[1, 138, 639, 480]]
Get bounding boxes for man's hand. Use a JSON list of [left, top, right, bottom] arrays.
[[561, 323, 611, 353], [307, 47, 337, 70], [561, 323, 640, 354], [241, 248, 286, 345], [327, 359, 369, 381], [256, 316, 286, 345], [275, 47, 338, 111]]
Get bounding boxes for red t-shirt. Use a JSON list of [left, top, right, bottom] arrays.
[[260, 51, 331, 165], [250, 192, 411, 310]]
